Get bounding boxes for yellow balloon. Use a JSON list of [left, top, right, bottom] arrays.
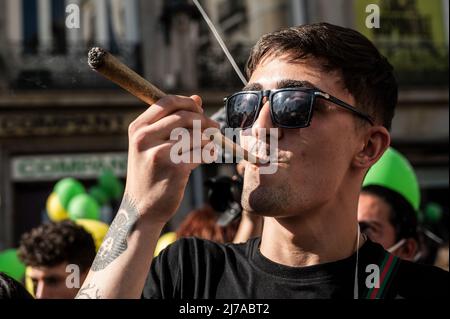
[[75, 219, 109, 251], [46, 192, 69, 222], [154, 232, 177, 257], [25, 266, 35, 298]]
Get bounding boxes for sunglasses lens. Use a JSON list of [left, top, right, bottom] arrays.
[[271, 90, 313, 127], [227, 93, 260, 129]]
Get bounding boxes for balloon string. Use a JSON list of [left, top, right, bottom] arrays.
[[192, 0, 248, 86]]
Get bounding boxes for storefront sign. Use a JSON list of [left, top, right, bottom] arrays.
[[11, 153, 127, 182]]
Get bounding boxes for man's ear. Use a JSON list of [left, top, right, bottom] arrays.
[[398, 238, 419, 261], [353, 125, 390, 169]]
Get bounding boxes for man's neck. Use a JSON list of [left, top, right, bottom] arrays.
[[259, 199, 363, 267]]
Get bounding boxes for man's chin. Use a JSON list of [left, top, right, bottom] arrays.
[[242, 183, 292, 216]]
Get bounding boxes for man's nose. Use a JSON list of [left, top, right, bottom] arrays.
[[35, 281, 47, 299], [35, 282, 56, 299], [251, 100, 283, 140]]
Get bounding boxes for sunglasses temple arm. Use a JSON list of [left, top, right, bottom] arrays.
[[325, 95, 375, 125]]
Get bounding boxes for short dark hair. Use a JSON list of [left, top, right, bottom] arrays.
[[0, 272, 33, 299], [18, 220, 96, 272], [246, 23, 398, 130], [361, 185, 419, 241]]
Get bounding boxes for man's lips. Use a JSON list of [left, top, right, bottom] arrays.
[[240, 136, 291, 165], [253, 159, 288, 166], [250, 153, 290, 165]]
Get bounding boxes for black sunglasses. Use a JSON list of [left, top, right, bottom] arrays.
[[224, 88, 374, 129]]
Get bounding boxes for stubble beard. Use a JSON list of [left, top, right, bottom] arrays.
[[241, 175, 293, 217]]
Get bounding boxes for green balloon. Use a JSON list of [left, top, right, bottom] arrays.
[[54, 178, 86, 209], [89, 186, 110, 206], [67, 194, 100, 221], [0, 249, 26, 282], [424, 202, 443, 223], [363, 147, 420, 212], [99, 171, 124, 200]]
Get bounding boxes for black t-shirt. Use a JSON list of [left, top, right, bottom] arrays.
[[142, 237, 448, 299], [0, 272, 33, 299]]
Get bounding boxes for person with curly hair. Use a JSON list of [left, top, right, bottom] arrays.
[[18, 220, 96, 299]]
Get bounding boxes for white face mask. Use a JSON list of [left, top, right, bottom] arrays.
[[387, 238, 406, 253]]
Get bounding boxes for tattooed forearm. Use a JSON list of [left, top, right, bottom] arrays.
[[76, 283, 102, 299], [91, 194, 139, 271]]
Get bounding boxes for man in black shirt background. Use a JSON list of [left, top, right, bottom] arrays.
[[358, 147, 422, 262], [77, 23, 448, 299]]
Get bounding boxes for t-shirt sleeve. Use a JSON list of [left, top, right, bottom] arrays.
[[141, 239, 184, 299], [141, 237, 228, 299]]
